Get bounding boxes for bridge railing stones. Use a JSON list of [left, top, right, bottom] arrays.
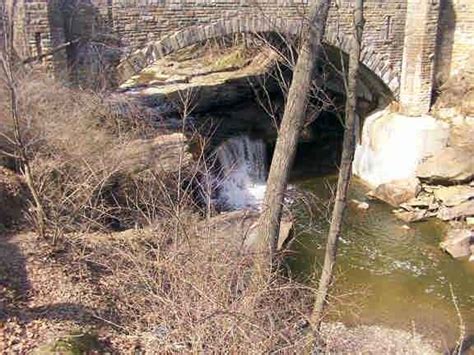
[[117, 15, 399, 96]]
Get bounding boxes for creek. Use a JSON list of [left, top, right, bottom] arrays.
[[209, 115, 474, 349], [289, 173, 474, 348]]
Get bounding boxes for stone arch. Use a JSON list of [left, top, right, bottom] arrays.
[[118, 16, 399, 95]]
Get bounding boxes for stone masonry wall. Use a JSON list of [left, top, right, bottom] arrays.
[[435, 0, 474, 85], [8, 0, 473, 112], [449, 0, 474, 76], [7, 0, 67, 73], [13, 0, 407, 91], [108, 0, 407, 86], [399, 0, 440, 115]]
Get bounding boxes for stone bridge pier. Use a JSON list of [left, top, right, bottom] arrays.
[[7, 0, 474, 116], [399, 0, 440, 115]]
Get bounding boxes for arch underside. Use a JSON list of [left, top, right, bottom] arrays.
[[118, 17, 400, 98]]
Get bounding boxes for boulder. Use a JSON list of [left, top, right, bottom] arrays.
[[353, 110, 449, 186], [244, 216, 294, 251], [276, 219, 294, 250], [461, 89, 474, 116], [417, 147, 474, 184], [370, 178, 421, 207], [437, 200, 474, 221], [440, 228, 473, 258], [450, 124, 474, 149], [433, 185, 474, 206]]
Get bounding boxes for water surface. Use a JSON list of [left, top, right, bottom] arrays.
[[288, 174, 474, 350]]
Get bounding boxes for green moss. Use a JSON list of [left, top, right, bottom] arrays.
[[135, 71, 157, 84], [211, 47, 248, 71]]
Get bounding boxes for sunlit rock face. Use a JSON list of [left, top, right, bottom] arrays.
[[353, 109, 450, 186]]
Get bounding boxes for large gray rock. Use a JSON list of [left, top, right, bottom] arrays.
[[440, 228, 473, 258], [437, 200, 474, 221], [369, 178, 421, 207], [417, 147, 474, 184], [245, 216, 294, 251], [401, 194, 437, 210]]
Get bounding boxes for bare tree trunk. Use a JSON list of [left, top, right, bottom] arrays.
[[311, 0, 365, 333], [255, 0, 331, 266]]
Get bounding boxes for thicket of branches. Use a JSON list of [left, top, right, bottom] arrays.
[[0, 69, 322, 353], [0, 70, 190, 236]]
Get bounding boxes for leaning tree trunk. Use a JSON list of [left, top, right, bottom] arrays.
[[311, 0, 365, 334], [255, 0, 331, 270]]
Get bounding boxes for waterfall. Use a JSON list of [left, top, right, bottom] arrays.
[[214, 135, 267, 210]]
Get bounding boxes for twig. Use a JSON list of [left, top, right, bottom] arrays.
[[449, 283, 465, 355], [22, 39, 80, 64]]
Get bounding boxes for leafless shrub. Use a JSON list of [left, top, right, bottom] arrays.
[[71, 218, 314, 353], [0, 71, 192, 239]]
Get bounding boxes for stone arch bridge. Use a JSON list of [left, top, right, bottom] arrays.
[[7, 0, 474, 115], [117, 16, 399, 98]]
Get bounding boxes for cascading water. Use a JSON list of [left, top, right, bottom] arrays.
[[214, 135, 267, 210]]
